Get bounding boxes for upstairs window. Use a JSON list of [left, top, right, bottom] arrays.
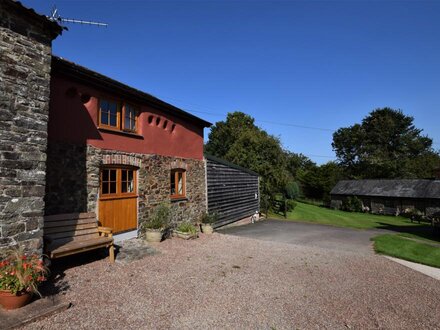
[[100, 99, 119, 128], [124, 104, 137, 132], [99, 98, 138, 133], [170, 169, 186, 199]]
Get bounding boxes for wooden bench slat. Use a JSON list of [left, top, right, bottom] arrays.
[[46, 229, 100, 241], [49, 237, 113, 257], [47, 235, 98, 248], [44, 223, 98, 235], [44, 212, 96, 222], [44, 218, 98, 228]]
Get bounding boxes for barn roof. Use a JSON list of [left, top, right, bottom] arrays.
[[330, 180, 440, 199]]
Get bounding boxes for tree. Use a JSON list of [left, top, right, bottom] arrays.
[[297, 161, 343, 202], [285, 152, 316, 178], [332, 108, 439, 179], [204, 112, 256, 158], [205, 112, 289, 200]]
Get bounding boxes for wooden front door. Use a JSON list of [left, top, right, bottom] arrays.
[[99, 167, 137, 234]]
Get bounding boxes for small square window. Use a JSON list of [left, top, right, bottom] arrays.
[[170, 169, 186, 199]]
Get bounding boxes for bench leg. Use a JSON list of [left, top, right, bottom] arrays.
[[109, 244, 115, 263]]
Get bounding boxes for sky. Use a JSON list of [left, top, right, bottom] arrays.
[[23, 0, 440, 164]]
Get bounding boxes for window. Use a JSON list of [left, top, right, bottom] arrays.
[[170, 169, 186, 199], [124, 104, 137, 132], [99, 98, 138, 132], [101, 167, 136, 197], [101, 168, 117, 195]]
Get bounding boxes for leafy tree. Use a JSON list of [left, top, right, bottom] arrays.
[[332, 108, 439, 178], [205, 112, 289, 200], [285, 152, 316, 178], [204, 112, 256, 158], [297, 161, 343, 202]]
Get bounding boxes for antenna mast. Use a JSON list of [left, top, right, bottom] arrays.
[[48, 6, 108, 27]]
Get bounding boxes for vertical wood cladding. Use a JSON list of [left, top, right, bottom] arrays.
[[206, 156, 259, 227]]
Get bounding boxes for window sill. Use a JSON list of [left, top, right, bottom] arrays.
[[98, 127, 143, 139], [171, 197, 188, 203]]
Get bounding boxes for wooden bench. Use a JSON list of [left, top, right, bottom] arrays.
[[44, 212, 115, 263]]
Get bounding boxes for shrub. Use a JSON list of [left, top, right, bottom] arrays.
[[176, 222, 197, 234], [260, 194, 271, 215], [341, 196, 363, 212], [143, 203, 171, 230], [200, 212, 219, 224], [286, 199, 297, 212], [401, 208, 424, 222], [0, 247, 48, 295], [284, 181, 300, 200]]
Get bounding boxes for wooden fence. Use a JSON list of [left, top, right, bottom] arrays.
[[205, 155, 260, 228]]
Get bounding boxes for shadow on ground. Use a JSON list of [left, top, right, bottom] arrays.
[[40, 248, 110, 298], [375, 222, 440, 242]]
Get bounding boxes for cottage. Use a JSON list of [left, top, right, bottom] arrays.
[[330, 179, 440, 216], [1, 1, 260, 257], [45, 57, 212, 238], [0, 0, 212, 254]]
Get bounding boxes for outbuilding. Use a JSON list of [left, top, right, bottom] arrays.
[[330, 179, 440, 216]]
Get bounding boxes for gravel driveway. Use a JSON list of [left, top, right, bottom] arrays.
[[23, 233, 440, 329], [219, 219, 384, 255]]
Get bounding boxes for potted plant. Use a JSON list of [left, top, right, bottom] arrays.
[[142, 203, 171, 243], [200, 212, 218, 234], [0, 248, 48, 310], [174, 222, 198, 240]]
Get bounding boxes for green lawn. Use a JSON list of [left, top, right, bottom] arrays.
[[270, 201, 440, 268], [271, 201, 421, 230], [372, 234, 440, 268]]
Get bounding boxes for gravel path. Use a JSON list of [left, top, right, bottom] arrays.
[[23, 233, 440, 329]]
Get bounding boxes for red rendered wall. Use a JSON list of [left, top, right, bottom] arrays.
[[49, 75, 205, 160]]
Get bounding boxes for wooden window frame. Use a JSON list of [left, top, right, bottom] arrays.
[[98, 98, 139, 133], [100, 166, 137, 200], [122, 103, 138, 133], [170, 169, 186, 199], [98, 98, 121, 130]]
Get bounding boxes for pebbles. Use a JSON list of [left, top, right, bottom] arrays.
[[23, 234, 440, 329], [114, 238, 157, 264]]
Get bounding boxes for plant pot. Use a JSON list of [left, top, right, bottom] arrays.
[[174, 230, 198, 240], [145, 229, 163, 243], [201, 224, 214, 234], [0, 290, 32, 310]]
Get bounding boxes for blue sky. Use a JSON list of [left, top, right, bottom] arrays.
[[24, 0, 440, 164]]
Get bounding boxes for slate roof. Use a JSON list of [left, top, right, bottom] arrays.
[[330, 180, 440, 199]]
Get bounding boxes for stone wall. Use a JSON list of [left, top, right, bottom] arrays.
[[0, 3, 60, 254], [331, 195, 440, 216], [46, 143, 207, 232]]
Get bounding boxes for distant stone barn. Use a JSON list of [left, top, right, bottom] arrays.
[[330, 180, 440, 216]]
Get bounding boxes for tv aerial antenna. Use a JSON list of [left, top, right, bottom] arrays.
[[48, 6, 108, 27]]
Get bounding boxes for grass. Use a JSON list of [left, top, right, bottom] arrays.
[[270, 201, 440, 267], [271, 201, 421, 230], [372, 234, 440, 268]]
